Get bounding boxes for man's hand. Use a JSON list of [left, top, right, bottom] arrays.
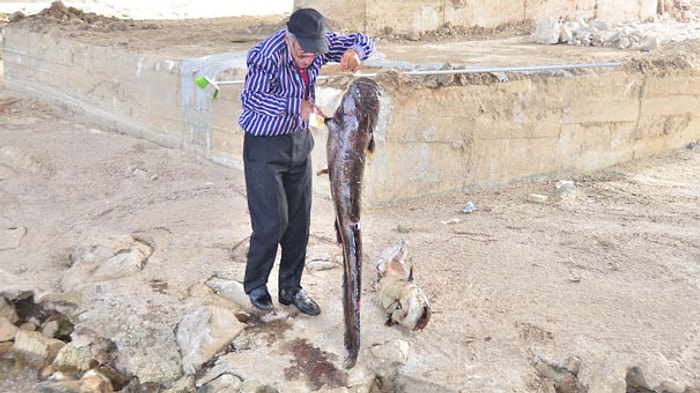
[[300, 99, 328, 121], [340, 49, 361, 72], [300, 99, 314, 121]]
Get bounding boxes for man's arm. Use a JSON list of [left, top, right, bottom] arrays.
[[240, 48, 301, 117], [324, 32, 376, 66]]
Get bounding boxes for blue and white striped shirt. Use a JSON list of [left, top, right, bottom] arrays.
[[238, 29, 375, 137]]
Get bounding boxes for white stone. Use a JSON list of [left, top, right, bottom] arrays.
[[89, 240, 152, 282], [13, 330, 66, 368], [176, 306, 245, 375], [0, 298, 18, 324], [0, 226, 26, 250], [641, 36, 661, 51], [560, 24, 573, 44], [0, 317, 18, 342], [53, 342, 94, 372], [533, 18, 562, 44]]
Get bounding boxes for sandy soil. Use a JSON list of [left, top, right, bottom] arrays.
[[1, 2, 700, 392], [1, 80, 698, 391]]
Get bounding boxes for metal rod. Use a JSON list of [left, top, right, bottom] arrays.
[[212, 61, 623, 86]]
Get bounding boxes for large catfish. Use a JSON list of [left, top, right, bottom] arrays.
[[325, 77, 382, 369]]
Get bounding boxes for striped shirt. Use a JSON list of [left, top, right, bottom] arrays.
[[238, 29, 376, 137]]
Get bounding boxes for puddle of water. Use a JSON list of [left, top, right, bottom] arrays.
[[0, 357, 39, 393]]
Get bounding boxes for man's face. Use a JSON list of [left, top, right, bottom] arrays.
[[287, 37, 318, 69]]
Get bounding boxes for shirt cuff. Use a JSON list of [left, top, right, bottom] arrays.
[[350, 44, 365, 59]]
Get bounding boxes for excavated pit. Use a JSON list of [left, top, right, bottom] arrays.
[[3, 6, 699, 206]]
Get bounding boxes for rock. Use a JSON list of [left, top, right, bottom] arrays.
[[62, 235, 152, 288], [563, 356, 582, 375], [555, 180, 577, 200], [14, 330, 66, 368], [89, 239, 152, 282], [0, 316, 18, 342], [365, 339, 410, 377], [0, 226, 27, 250], [560, 24, 573, 44], [618, 36, 631, 49], [405, 32, 420, 41], [20, 321, 38, 331], [306, 260, 337, 272], [36, 380, 83, 393], [37, 371, 114, 393], [42, 320, 59, 338], [176, 306, 245, 375], [9, 11, 25, 23], [533, 18, 562, 44], [0, 341, 12, 354], [53, 342, 94, 373], [641, 36, 660, 51], [0, 297, 19, 323], [396, 224, 412, 233], [79, 369, 114, 393], [590, 19, 612, 32], [534, 18, 669, 52], [527, 194, 549, 204], [197, 373, 243, 393], [205, 277, 249, 308]]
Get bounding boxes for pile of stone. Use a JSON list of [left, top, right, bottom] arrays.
[[532, 17, 663, 50]]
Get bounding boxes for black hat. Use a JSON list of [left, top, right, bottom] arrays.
[[287, 8, 329, 54]]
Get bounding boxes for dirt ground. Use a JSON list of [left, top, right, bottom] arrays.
[[1, 2, 700, 392]]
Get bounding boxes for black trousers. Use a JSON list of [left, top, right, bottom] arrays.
[[242, 129, 314, 295]]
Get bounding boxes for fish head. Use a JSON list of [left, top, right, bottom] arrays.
[[332, 77, 382, 155], [399, 286, 431, 331]]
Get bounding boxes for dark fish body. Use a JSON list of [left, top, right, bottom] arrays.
[[325, 77, 382, 369]]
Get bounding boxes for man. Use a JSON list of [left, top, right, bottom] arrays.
[[238, 8, 376, 315]]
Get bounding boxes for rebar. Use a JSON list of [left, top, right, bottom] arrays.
[[210, 61, 624, 86]]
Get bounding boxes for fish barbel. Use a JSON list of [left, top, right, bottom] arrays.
[[325, 77, 382, 369]]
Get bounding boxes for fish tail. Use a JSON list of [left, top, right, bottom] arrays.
[[342, 223, 362, 369]]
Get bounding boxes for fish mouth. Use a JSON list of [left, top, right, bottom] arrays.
[[349, 77, 383, 112]]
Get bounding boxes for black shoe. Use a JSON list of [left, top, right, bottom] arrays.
[[279, 288, 321, 316], [248, 286, 273, 312]]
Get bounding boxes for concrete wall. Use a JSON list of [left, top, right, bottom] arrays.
[[1, 26, 248, 161], [295, 0, 659, 35], [3, 25, 699, 206], [359, 72, 700, 204]]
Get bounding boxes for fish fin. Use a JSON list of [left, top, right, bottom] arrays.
[[367, 136, 375, 156], [408, 265, 414, 282], [325, 117, 339, 133], [344, 352, 358, 369], [316, 168, 329, 176]]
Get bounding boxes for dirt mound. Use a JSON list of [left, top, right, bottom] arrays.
[[375, 20, 536, 43], [625, 38, 700, 73], [8, 1, 150, 33], [4, 1, 286, 54]]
